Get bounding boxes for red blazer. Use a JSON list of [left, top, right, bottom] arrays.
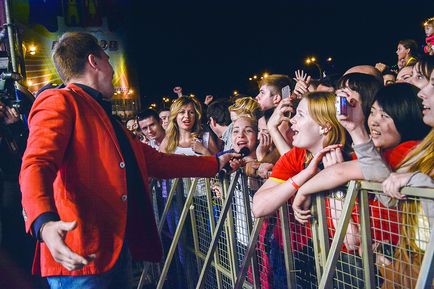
[[20, 84, 218, 277]]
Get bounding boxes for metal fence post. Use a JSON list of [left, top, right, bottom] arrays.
[[359, 189, 375, 289], [310, 194, 330, 279], [156, 178, 199, 289], [279, 205, 297, 289], [319, 181, 360, 289], [195, 171, 241, 289]]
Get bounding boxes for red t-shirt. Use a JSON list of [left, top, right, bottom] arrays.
[[367, 140, 418, 246], [327, 141, 418, 251], [269, 147, 310, 252], [268, 141, 417, 253]]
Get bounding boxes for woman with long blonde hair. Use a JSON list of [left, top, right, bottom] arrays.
[[160, 96, 218, 155], [159, 96, 219, 286]]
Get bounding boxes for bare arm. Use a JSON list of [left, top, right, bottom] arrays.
[[159, 137, 168, 153], [298, 160, 363, 196], [268, 127, 291, 155], [252, 166, 314, 217], [252, 144, 342, 217]]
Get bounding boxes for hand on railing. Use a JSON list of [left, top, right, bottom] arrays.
[[245, 160, 260, 177], [211, 183, 223, 199], [381, 172, 412, 199], [292, 193, 311, 224]]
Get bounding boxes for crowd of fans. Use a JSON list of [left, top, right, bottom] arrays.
[[0, 17, 433, 289], [120, 23, 434, 288]]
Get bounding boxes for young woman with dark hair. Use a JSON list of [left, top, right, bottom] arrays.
[[409, 55, 434, 89]]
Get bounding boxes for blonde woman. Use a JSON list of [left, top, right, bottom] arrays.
[[160, 96, 219, 284], [222, 96, 261, 150], [160, 96, 218, 155]]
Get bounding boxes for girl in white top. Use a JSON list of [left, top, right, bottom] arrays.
[[160, 96, 218, 156], [160, 96, 219, 197]]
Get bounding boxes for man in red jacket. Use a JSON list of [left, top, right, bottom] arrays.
[[20, 32, 235, 289]]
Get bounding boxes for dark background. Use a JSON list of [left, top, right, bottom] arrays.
[[122, 1, 434, 107]]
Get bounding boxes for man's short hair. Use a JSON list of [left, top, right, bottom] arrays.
[[158, 108, 170, 113], [258, 74, 291, 97], [137, 109, 160, 122], [52, 32, 103, 83], [344, 65, 383, 84], [207, 99, 232, 126]]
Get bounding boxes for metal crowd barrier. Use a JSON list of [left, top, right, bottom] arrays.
[[137, 170, 434, 289]]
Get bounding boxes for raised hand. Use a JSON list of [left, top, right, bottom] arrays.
[[256, 130, 272, 161], [41, 220, 96, 271], [375, 63, 388, 73], [305, 144, 343, 176], [322, 147, 344, 168], [267, 98, 292, 130], [335, 89, 365, 132], [292, 70, 312, 98], [294, 69, 309, 82], [173, 86, 183, 98], [204, 95, 214, 105]]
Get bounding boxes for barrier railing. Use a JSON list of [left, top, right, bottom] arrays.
[[137, 170, 434, 289]]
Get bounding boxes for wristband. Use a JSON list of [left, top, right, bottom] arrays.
[[289, 178, 301, 190]]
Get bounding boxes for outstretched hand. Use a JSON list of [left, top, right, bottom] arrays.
[[217, 152, 241, 173], [41, 220, 96, 271]]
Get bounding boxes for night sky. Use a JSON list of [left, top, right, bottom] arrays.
[[122, 1, 434, 106]]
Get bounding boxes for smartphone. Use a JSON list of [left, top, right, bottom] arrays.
[[335, 95, 348, 116], [281, 85, 291, 99]]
